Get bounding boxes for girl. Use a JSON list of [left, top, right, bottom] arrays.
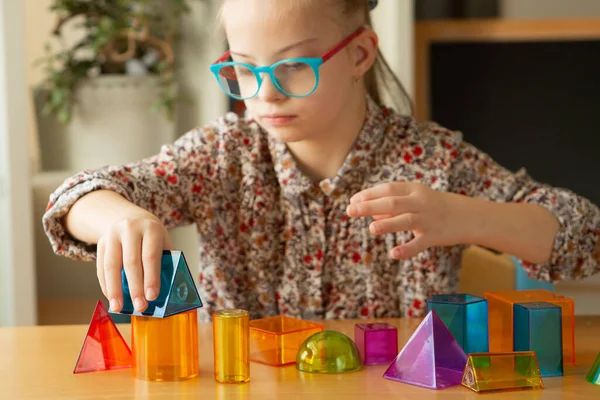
[[43, 0, 599, 321]]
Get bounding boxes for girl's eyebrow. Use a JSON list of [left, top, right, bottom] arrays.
[[230, 37, 318, 60]]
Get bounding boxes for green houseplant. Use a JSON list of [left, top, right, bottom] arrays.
[[33, 0, 208, 172], [37, 0, 194, 124]]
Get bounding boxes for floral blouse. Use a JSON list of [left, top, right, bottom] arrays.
[[43, 97, 600, 321]]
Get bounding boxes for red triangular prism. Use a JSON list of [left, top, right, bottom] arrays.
[[73, 300, 132, 374]]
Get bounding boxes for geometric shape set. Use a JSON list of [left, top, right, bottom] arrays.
[[131, 309, 199, 381], [213, 309, 250, 383], [355, 323, 398, 365], [462, 351, 544, 393], [587, 353, 600, 385], [513, 302, 563, 377], [383, 310, 468, 389], [484, 290, 575, 366], [296, 330, 362, 373], [113, 250, 203, 318], [249, 315, 323, 366], [426, 294, 489, 354], [73, 300, 132, 373]]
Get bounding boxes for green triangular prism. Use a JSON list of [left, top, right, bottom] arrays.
[[164, 251, 203, 317]]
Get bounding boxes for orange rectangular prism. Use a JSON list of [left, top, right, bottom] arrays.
[[484, 290, 575, 366], [249, 316, 323, 366], [462, 351, 544, 393]]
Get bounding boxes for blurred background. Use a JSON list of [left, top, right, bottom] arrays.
[[0, 0, 599, 327]]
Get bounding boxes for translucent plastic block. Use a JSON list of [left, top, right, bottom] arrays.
[[296, 330, 362, 373], [113, 250, 203, 318], [426, 294, 489, 354], [249, 316, 323, 366], [514, 302, 563, 377], [586, 353, 600, 385], [213, 309, 250, 383], [383, 310, 467, 389], [355, 323, 398, 365], [131, 309, 199, 381], [484, 290, 574, 366], [462, 352, 544, 393], [74, 300, 132, 374]]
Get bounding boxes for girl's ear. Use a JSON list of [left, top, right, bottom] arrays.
[[353, 28, 378, 78]]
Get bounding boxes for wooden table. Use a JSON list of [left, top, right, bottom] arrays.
[[1, 317, 599, 399]]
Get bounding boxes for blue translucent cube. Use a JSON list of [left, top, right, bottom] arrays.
[[513, 302, 563, 377], [111, 250, 203, 318], [426, 294, 489, 354]]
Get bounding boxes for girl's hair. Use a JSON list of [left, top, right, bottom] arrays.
[[219, 0, 413, 115], [338, 0, 413, 115]]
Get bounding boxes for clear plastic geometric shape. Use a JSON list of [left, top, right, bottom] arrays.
[[296, 330, 362, 373], [131, 309, 199, 381], [462, 351, 544, 393], [249, 316, 323, 366], [74, 300, 132, 374], [426, 294, 489, 354], [112, 250, 203, 318], [354, 323, 398, 365], [586, 353, 600, 385], [383, 310, 468, 389], [484, 289, 574, 366], [513, 302, 563, 377]]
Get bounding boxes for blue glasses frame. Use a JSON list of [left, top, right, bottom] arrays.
[[210, 26, 366, 100], [209, 58, 324, 100]]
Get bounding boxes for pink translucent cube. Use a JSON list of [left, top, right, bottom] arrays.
[[355, 323, 398, 365]]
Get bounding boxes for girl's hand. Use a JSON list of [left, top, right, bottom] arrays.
[[96, 212, 173, 313], [346, 182, 468, 259]]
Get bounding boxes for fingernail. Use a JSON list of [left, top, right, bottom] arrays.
[[109, 298, 121, 312], [392, 248, 404, 258], [370, 223, 379, 234], [347, 205, 356, 216], [146, 287, 158, 301], [134, 297, 146, 311], [350, 195, 362, 204]]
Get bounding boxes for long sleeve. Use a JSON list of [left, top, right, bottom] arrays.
[[428, 123, 600, 282], [42, 114, 241, 261]]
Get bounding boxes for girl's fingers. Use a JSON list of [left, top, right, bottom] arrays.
[[372, 214, 396, 221], [390, 236, 429, 259], [122, 227, 146, 312], [347, 196, 418, 218], [96, 237, 107, 298], [350, 182, 413, 204], [369, 213, 419, 235], [141, 227, 164, 301], [104, 234, 124, 313]]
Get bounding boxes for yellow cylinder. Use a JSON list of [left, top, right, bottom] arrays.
[[131, 309, 199, 381], [213, 309, 250, 383]]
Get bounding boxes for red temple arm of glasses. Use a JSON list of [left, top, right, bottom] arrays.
[[321, 26, 366, 62], [213, 26, 366, 65]]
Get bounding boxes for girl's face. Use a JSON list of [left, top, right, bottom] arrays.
[[221, 0, 373, 143]]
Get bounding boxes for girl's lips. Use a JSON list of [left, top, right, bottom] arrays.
[[261, 115, 297, 126]]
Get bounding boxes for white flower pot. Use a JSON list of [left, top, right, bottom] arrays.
[[35, 75, 176, 172]]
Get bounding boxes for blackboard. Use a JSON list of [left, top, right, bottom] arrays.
[[429, 40, 600, 207]]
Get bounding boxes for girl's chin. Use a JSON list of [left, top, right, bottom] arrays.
[[262, 125, 311, 144]]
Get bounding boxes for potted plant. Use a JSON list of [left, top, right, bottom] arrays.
[[34, 0, 196, 172]]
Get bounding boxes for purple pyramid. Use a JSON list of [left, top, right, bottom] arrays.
[[383, 310, 468, 389]]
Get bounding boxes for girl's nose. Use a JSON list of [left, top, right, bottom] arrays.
[[257, 73, 286, 103]]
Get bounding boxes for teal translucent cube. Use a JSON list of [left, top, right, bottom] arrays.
[[513, 302, 563, 377], [426, 294, 489, 354]]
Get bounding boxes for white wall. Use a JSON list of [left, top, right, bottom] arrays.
[[0, 0, 37, 326], [371, 0, 415, 110], [502, 0, 600, 18]]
